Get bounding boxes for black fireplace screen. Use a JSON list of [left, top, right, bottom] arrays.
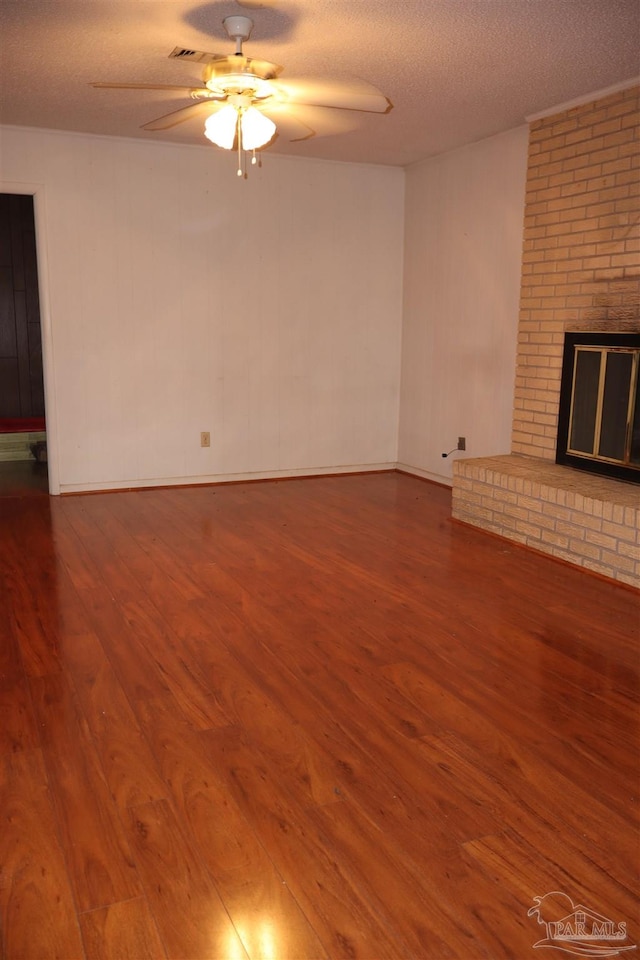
[[556, 332, 640, 484]]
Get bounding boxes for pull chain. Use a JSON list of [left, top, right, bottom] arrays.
[[237, 113, 243, 177]]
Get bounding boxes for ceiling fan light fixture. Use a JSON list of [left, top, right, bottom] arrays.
[[204, 101, 275, 153], [204, 105, 238, 149], [241, 106, 276, 150]]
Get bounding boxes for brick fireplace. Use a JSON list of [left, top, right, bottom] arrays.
[[453, 83, 639, 588]]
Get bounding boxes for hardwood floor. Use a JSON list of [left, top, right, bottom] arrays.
[[0, 459, 48, 498], [0, 472, 637, 959]]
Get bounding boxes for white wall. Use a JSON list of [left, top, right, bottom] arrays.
[[398, 126, 528, 485], [0, 126, 404, 492]]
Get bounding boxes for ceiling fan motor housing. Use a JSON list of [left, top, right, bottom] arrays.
[[203, 61, 277, 97]]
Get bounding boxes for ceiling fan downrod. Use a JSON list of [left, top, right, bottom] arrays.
[[222, 15, 254, 56]]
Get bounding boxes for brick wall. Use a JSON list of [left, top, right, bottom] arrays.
[[452, 83, 640, 588], [512, 84, 640, 457]]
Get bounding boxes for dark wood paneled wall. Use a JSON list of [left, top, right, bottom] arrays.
[[0, 194, 45, 420]]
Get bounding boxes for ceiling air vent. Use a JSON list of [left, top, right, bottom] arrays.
[[169, 47, 216, 63]]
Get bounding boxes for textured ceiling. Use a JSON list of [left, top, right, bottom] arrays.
[[0, 0, 638, 167]]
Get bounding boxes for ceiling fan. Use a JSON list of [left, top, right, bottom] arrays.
[[92, 15, 391, 177]]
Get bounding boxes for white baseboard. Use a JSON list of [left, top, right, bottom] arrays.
[[58, 461, 397, 494]]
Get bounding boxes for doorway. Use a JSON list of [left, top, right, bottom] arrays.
[[0, 193, 48, 495]]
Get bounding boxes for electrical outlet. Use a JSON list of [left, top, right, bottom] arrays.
[[457, 437, 466, 451], [200, 431, 210, 448]]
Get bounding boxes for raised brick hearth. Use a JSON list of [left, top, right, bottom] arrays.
[[452, 83, 639, 587], [453, 455, 639, 588]]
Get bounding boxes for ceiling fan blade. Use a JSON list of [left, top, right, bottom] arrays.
[[141, 100, 219, 131], [273, 78, 391, 114], [263, 108, 315, 143], [91, 82, 201, 93], [267, 102, 360, 138]]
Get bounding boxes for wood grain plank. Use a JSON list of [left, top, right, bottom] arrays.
[[57, 499, 230, 731], [214, 863, 330, 960], [419, 730, 639, 883], [93, 493, 209, 603], [0, 749, 85, 960], [30, 672, 142, 912], [61, 627, 169, 811], [200, 725, 415, 959], [125, 798, 249, 960], [134, 697, 266, 876], [462, 827, 639, 941], [2, 560, 63, 678], [306, 796, 534, 959], [1, 502, 68, 679], [383, 657, 639, 826], [0, 565, 23, 684], [79, 898, 167, 960], [0, 677, 40, 756], [188, 580, 498, 847]]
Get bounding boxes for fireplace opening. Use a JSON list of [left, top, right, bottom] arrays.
[[556, 332, 640, 484]]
